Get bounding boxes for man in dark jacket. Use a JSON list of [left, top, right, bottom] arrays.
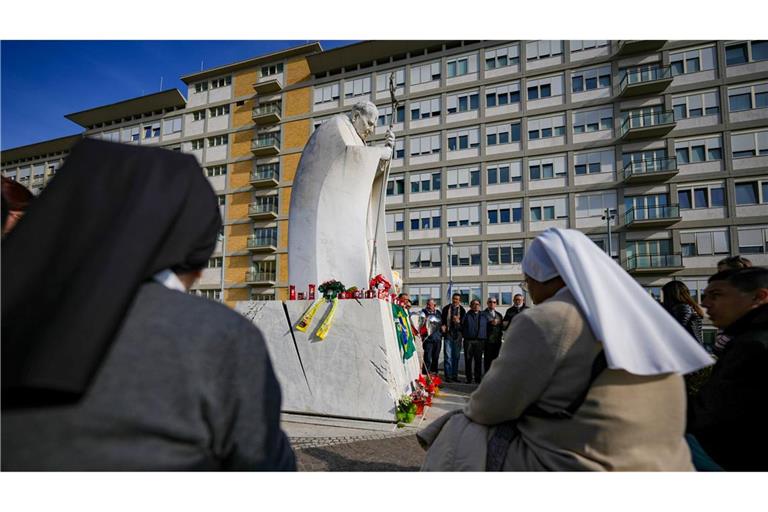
[[461, 299, 488, 384], [502, 293, 529, 331], [420, 299, 442, 374], [482, 297, 504, 373], [687, 267, 768, 471], [441, 293, 466, 382]]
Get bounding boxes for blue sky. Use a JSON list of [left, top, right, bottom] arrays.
[[0, 40, 355, 150]]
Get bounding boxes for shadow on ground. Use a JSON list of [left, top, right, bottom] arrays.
[[296, 435, 424, 471]]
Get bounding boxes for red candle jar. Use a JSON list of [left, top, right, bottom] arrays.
[[297, 292, 305, 300], [289, 285, 296, 300], [308, 284, 316, 300]]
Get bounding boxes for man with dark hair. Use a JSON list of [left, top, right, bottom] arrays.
[[716, 255, 752, 272], [461, 299, 488, 384], [687, 267, 768, 471], [502, 293, 528, 331], [441, 293, 466, 383]]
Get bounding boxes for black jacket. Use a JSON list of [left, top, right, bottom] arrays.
[[441, 303, 466, 336], [502, 304, 529, 330], [687, 304, 768, 471]]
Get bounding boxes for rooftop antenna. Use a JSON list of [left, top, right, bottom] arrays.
[[159, 76, 163, 91], [200, 60, 204, 71]]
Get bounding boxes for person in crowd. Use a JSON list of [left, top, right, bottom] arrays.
[[483, 297, 504, 373], [717, 255, 752, 272], [398, 292, 424, 366], [420, 299, 442, 375], [662, 281, 704, 344], [1, 139, 295, 471], [1, 176, 34, 236], [461, 299, 488, 384], [441, 293, 466, 383], [418, 228, 711, 471], [687, 267, 768, 471], [502, 293, 528, 331]]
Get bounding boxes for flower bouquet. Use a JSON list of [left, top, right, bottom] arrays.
[[396, 394, 417, 424]]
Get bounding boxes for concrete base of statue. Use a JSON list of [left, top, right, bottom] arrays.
[[234, 298, 421, 422]]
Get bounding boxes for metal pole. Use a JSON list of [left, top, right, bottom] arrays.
[[602, 207, 615, 258], [447, 237, 454, 300]]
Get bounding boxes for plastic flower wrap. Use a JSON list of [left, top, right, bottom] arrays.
[[318, 280, 346, 299]]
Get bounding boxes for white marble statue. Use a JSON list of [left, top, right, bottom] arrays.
[[288, 101, 396, 291]]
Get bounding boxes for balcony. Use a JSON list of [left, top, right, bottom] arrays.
[[250, 166, 279, 188], [619, 111, 676, 141], [616, 40, 666, 56], [245, 270, 277, 286], [251, 134, 281, 156], [625, 254, 684, 274], [247, 234, 278, 252], [31, 176, 45, 187], [252, 103, 282, 125], [624, 205, 681, 228], [253, 77, 283, 94], [248, 201, 278, 220], [619, 66, 673, 97], [623, 157, 679, 184]]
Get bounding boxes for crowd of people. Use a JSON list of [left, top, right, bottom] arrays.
[[2, 139, 766, 472]]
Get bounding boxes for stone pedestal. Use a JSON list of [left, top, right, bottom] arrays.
[[235, 298, 421, 422]]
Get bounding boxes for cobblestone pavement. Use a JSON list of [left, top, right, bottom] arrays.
[[295, 434, 425, 471]]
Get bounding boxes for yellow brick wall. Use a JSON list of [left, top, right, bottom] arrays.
[[230, 161, 252, 189], [278, 253, 289, 283], [227, 191, 251, 222], [225, 254, 251, 286], [281, 153, 301, 182], [232, 98, 255, 128], [286, 57, 310, 86], [234, 69, 258, 98], [284, 119, 310, 150], [285, 88, 311, 118], [279, 187, 292, 217], [226, 222, 252, 252], [231, 129, 254, 159], [225, 288, 250, 306], [278, 219, 289, 249]]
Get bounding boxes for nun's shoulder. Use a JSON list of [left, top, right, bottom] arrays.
[[521, 289, 585, 331]]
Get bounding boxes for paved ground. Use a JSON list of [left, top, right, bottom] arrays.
[[282, 381, 478, 471]]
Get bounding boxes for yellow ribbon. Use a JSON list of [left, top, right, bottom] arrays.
[[295, 298, 325, 332], [315, 298, 339, 340]]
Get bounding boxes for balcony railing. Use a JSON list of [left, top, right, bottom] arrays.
[[619, 66, 673, 96], [619, 111, 676, 140], [247, 234, 278, 250], [246, 270, 276, 283], [616, 40, 666, 56], [624, 205, 681, 226], [248, 201, 278, 218], [251, 135, 281, 154], [252, 103, 282, 125], [250, 166, 279, 187], [253, 77, 283, 94], [626, 254, 683, 272], [623, 157, 678, 182]]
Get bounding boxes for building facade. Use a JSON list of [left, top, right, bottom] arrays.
[[3, 40, 768, 328]]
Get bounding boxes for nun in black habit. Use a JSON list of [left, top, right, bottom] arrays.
[[1, 139, 296, 471]]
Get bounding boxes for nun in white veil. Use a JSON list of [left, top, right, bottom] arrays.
[[419, 228, 712, 471]]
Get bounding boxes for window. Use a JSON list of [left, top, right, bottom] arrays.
[[670, 46, 716, 76], [206, 165, 227, 177], [409, 208, 441, 231], [446, 53, 478, 78], [731, 130, 768, 158], [377, 105, 405, 126], [485, 44, 520, 69], [487, 161, 522, 185], [678, 183, 726, 209], [376, 69, 405, 91], [728, 82, 768, 112], [386, 176, 405, 196], [409, 133, 441, 156], [529, 155, 566, 181], [737, 226, 768, 254], [570, 40, 608, 53], [209, 105, 230, 117], [487, 201, 522, 224], [725, 40, 768, 66], [675, 136, 723, 164], [410, 96, 441, 120], [450, 245, 481, 266], [526, 74, 563, 101], [446, 205, 480, 227], [526, 40, 563, 61], [735, 180, 768, 205], [571, 65, 611, 92], [194, 81, 209, 93], [575, 149, 614, 175], [389, 249, 404, 270], [143, 123, 160, 139], [527, 114, 566, 140], [102, 130, 120, 142], [572, 106, 613, 133], [410, 171, 441, 193], [210, 76, 231, 88], [393, 139, 405, 160], [410, 61, 441, 85], [195, 289, 222, 301], [447, 127, 480, 151], [410, 246, 442, 269], [386, 212, 404, 233], [622, 149, 669, 172], [192, 110, 206, 121], [313, 82, 340, 105], [207, 257, 223, 268], [446, 90, 480, 114], [486, 122, 521, 146], [162, 116, 182, 135], [261, 63, 283, 76], [488, 242, 524, 265], [575, 191, 617, 218], [485, 82, 521, 108], [208, 135, 228, 147], [446, 166, 479, 189], [344, 76, 372, 98], [191, 139, 204, 150], [673, 91, 720, 120], [217, 195, 226, 206], [529, 197, 567, 221], [680, 230, 730, 257], [453, 285, 482, 305], [407, 285, 442, 308]]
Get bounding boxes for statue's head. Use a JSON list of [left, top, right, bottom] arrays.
[[349, 101, 379, 142]]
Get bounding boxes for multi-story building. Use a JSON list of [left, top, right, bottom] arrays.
[[3, 40, 768, 336]]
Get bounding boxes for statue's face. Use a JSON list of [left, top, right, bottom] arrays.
[[352, 108, 377, 141]]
